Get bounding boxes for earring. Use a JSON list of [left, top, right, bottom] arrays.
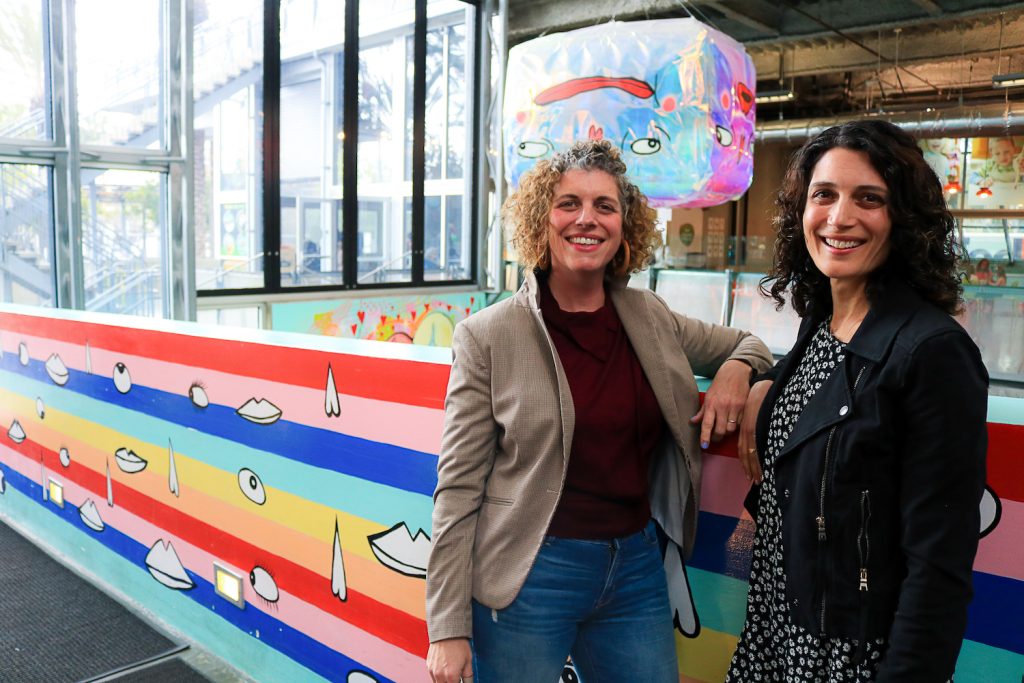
[[615, 240, 632, 276]]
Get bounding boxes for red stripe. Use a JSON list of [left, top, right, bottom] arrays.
[[14, 438, 428, 657], [988, 422, 1024, 503], [534, 77, 654, 105], [0, 313, 450, 410]]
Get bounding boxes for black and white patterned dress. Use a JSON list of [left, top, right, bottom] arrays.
[[726, 320, 887, 682]]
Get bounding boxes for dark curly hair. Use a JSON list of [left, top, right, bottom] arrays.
[[763, 119, 964, 317]]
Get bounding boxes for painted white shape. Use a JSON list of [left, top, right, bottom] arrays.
[[18, 342, 29, 366], [348, 672, 378, 683], [332, 518, 347, 601], [189, 383, 209, 409], [236, 397, 282, 425], [78, 499, 105, 531], [114, 447, 147, 474], [237, 468, 266, 505], [145, 540, 195, 590], [325, 364, 341, 417], [980, 486, 1000, 536], [59, 447, 70, 467], [249, 566, 279, 603], [35, 398, 45, 419], [664, 541, 699, 637], [168, 440, 179, 497], [112, 362, 132, 393], [367, 523, 431, 578], [106, 460, 114, 506], [45, 354, 69, 385], [8, 420, 26, 444], [0, 469, 5, 494]]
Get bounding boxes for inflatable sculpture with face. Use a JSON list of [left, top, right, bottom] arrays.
[[504, 19, 756, 208]]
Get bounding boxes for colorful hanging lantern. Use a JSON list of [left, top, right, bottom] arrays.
[[503, 19, 757, 208]]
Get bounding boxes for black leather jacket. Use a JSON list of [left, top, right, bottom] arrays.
[[745, 281, 988, 682]]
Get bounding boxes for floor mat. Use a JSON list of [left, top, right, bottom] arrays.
[[0, 520, 188, 683], [110, 659, 211, 683]]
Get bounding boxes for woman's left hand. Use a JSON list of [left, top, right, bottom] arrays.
[[690, 359, 752, 449]]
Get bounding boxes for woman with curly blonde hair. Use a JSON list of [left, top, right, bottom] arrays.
[[426, 139, 772, 683]]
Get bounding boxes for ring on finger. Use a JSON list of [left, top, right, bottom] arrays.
[[727, 418, 737, 423]]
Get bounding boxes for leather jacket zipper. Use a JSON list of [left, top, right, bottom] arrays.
[[818, 365, 866, 633], [858, 489, 872, 591]]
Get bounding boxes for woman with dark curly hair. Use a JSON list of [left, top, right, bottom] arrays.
[[425, 139, 772, 682], [727, 120, 988, 682]]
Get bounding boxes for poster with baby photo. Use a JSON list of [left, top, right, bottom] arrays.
[[965, 136, 1024, 209]]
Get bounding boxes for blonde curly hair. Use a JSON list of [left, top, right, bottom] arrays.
[[503, 139, 661, 275]]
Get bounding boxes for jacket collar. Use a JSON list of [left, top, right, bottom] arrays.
[[842, 278, 922, 363], [515, 268, 630, 311]]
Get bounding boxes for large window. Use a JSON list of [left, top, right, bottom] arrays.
[[201, 0, 483, 297], [0, 0, 186, 317], [0, 0, 491, 319]]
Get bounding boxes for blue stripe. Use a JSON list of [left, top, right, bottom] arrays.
[[0, 462, 394, 683], [689, 511, 1024, 655], [2, 356, 440, 497], [965, 571, 1024, 656]]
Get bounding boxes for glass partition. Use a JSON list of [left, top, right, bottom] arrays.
[[81, 169, 165, 317], [194, 0, 264, 291], [0, 163, 54, 306], [959, 285, 1024, 384], [75, 0, 163, 148], [653, 269, 729, 326], [730, 272, 801, 356], [0, 0, 49, 141]]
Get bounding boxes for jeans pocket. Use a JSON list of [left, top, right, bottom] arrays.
[[640, 520, 659, 546]]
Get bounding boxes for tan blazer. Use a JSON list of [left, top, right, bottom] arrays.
[[426, 271, 773, 642]]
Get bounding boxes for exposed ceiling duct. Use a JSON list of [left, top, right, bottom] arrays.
[[755, 103, 1024, 143]]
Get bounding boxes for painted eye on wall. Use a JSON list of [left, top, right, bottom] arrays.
[[516, 140, 553, 158], [188, 382, 209, 408], [630, 138, 662, 155], [249, 565, 280, 603], [238, 468, 267, 505], [113, 362, 132, 394], [715, 125, 734, 147]]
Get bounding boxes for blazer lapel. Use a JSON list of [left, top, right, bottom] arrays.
[[610, 286, 686, 449], [518, 272, 576, 464]]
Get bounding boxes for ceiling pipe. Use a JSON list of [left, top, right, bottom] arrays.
[[754, 103, 1024, 143]]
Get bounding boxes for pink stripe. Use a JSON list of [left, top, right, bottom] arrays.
[[9, 332, 443, 455], [975, 497, 1024, 582], [0, 443, 429, 682], [699, 452, 751, 518]]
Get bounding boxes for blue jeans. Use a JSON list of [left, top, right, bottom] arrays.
[[471, 519, 678, 683]]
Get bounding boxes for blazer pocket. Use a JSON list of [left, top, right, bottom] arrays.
[[482, 495, 514, 506]]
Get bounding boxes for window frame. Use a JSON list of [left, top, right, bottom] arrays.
[[197, 0, 485, 300]]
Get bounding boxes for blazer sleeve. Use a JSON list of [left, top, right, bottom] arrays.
[[649, 292, 773, 378], [425, 322, 500, 642], [876, 330, 988, 682]]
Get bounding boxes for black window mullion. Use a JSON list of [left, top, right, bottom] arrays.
[[342, 0, 359, 288], [469, 1, 483, 283], [263, 0, 281, 290], [410, 0, 427, 284]]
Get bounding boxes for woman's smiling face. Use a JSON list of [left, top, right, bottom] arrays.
[[547, 169, 624, 277], [802, 147, 893, 288]]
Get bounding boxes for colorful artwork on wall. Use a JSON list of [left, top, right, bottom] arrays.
[[504, 19, 756, 208], [0, 306, 1021, 682], [272, 292, 486, 347]]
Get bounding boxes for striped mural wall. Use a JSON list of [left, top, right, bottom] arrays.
[[0, 304, 1020, 682]]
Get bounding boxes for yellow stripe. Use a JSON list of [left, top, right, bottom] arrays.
[[678, 627, 738, 682]]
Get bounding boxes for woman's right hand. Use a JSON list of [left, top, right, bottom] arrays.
[[427, 638, 473, 683], [738, 380, 772, 484]]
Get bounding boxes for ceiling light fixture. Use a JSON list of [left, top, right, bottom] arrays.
[[976, 186, 993, 198], [992, 72, 1024, 88], [755, 89, 795, 104]]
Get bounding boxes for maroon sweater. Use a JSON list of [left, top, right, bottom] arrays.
[[540, 280, 666, 539]]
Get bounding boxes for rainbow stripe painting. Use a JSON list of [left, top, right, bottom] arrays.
[[0, 303, 1021, 682]]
